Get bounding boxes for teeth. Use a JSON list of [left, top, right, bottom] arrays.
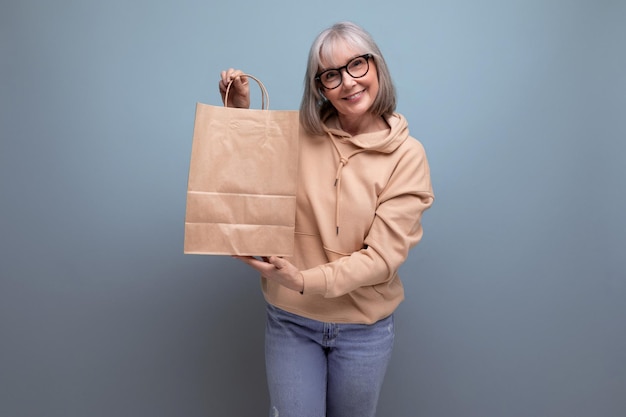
[[346, 91, 362, 100]]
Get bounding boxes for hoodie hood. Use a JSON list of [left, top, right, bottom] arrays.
[[323, 112, 410, 154], [321, 113, 411, 235]]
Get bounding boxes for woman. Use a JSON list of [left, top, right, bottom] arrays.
[[219, 21, 434, 417]]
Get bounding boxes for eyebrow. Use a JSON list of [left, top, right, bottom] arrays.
[[319, 54, 366, 72]]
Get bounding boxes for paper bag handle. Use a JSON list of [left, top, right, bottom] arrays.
[[225, 73, 270, 110]]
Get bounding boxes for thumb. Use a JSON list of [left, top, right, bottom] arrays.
[[269, 256, 286, 270]]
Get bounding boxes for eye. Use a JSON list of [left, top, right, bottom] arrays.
[[322, 70, 340, 81], [348, 57, 366, 70]]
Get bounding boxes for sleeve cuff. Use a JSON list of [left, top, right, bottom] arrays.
[[300, 267, 327, 296]]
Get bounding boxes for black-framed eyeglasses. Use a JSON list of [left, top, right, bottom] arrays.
[[315, 54, 372, 90]]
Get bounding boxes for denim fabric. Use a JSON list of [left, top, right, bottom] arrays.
[[265, 303, 394, 417]]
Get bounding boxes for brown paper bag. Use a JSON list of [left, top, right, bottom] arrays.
[[184, 75, 299, 256]]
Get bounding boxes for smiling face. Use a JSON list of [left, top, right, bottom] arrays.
[[318, 40, 381, 132]]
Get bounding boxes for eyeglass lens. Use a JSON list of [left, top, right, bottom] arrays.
[[318, 55, 370, 89]]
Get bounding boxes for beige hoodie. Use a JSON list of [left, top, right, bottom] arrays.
[[262, 113, 434, 324]]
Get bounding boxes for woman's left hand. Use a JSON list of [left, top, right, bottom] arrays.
[[233, 256, 304, 293]]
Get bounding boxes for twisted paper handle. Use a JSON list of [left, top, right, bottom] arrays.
[[224, 73, 270, 109]]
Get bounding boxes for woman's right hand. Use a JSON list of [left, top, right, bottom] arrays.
[[219, 69, 250, 109]]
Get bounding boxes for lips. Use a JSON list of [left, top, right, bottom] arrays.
[[343, 90, 365, 101]]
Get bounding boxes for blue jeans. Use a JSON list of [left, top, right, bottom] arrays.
[[265, 303, 394, 417]]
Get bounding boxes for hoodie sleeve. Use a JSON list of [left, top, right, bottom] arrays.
[[300, 139, 434, 297]]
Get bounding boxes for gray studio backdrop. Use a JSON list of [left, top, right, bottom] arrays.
[[1, 1, 624, 416]]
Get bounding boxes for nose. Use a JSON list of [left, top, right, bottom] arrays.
[[340, 69, 356, 87]]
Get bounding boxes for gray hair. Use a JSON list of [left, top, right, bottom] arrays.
[[299, 22, 397, 136]]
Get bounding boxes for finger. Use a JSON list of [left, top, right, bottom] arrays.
[[269, 256, 286, 270], [233, 255, 259, 263], [219, 69, 237, 89], [234, 256, 271, 271], [220, 69, 233, 85], [219, 74, 229, 95], [227, 69, 241, 82], [234, 74, 248, 87]]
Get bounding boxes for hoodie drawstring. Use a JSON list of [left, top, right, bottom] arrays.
[[328, 132, 367, 235], [334, 157, 348, 234]]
